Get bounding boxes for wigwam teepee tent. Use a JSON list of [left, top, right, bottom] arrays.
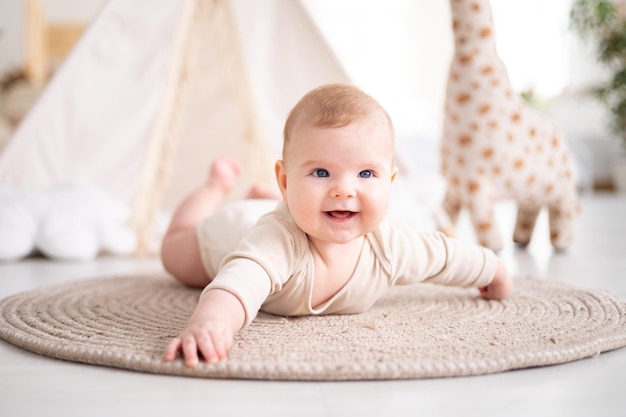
[[0, 0, 350, 253]]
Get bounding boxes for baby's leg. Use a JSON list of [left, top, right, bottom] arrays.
[[161, 157, 241, 287]]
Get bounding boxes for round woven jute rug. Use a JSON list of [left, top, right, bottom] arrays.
[[1, 274, 625, 381]]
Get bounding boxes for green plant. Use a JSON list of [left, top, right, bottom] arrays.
[[570, 0, 626, 147]]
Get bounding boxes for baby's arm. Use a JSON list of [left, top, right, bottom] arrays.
[[479, 258, 512, 300], [164, 288, 245, 367], [390, 229, 513, 299]]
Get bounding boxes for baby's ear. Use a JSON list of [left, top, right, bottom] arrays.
[[274, 160, 288, 197]]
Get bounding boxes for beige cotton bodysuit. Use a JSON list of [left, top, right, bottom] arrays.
[[196, 200, 499, 327]]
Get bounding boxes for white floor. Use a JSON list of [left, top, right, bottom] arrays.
[[1, 192, 625, 417]]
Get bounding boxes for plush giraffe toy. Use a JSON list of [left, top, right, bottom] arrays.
[[441, 0, 580, 251]]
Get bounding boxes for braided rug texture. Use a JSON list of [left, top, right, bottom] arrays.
[[1, 274, 625, 381]]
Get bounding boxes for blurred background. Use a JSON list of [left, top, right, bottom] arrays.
[[0, 0, 623, 191]]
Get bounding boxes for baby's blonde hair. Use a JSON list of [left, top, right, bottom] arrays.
[[282, 83, 394, 158]]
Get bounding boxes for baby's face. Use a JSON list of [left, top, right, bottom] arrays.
[[276, 114, 397, 246]]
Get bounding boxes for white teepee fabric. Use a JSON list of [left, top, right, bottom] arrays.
[[0, 0, 351, 253]]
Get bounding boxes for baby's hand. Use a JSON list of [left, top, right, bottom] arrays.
[[164, 318, 234, 367], [479, 259, 512, 300], [163, 288, 244, 367]]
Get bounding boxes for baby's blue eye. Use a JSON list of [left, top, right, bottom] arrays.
[[312, 168, 330, 178], [359, 170, 373, 178]]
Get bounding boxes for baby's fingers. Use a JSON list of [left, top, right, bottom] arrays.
[[197, 328, 234, 364], [164, 337, 182, 362], [197, 333, 221, 364], [181, 335, 201, 368]]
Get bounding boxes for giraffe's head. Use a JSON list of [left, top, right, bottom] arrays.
[[449, 0, 497, 55]]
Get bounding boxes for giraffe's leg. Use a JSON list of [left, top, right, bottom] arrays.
[[442, 189, 462, 225], [440, 189, 462, 237], [512, 205, 541, 247], [548, 201, 577, 251], [467, 185, 503, 251]]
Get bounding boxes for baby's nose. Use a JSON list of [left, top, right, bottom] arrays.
[[329, 178, 356, 199]]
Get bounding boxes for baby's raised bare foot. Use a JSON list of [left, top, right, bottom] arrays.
[[207, 157, 241, 193]]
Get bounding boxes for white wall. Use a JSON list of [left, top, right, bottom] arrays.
[[302, 0, 451, 139]]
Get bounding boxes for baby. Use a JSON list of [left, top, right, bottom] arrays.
[[162, 83, 512, 367]]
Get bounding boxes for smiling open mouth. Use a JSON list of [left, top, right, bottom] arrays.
[[325, 210, 357, 220]]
